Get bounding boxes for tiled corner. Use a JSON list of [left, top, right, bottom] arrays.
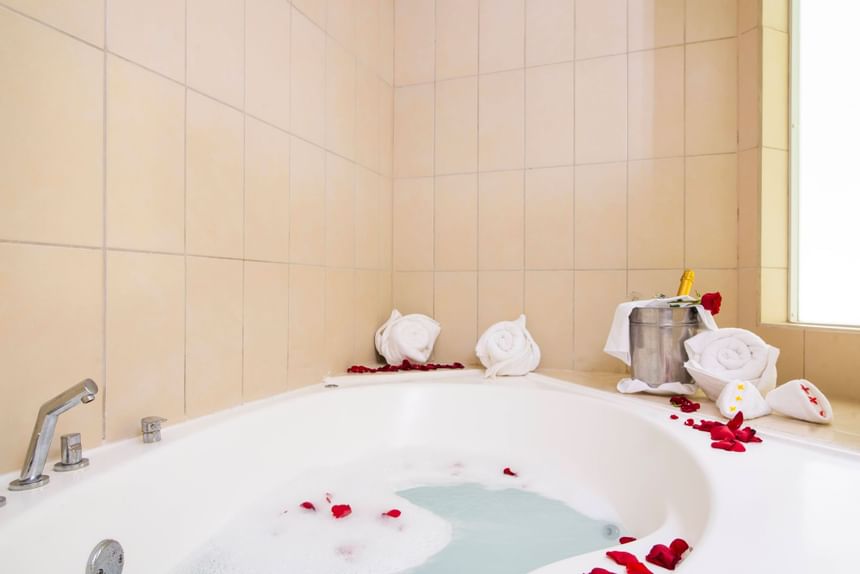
[[325, 153, 357, 268], [288, 265, 326, 388], [325, 268, 356, 374], [393, 271, 435, 315], [291, 8, 326, 145], [326, 38, 357, 159], [394, 83, 435, 177], [289, 137, 326, 265], [685, 0, 737, 43], [6, 0, 104, 46], [435, 77, 478, 175]]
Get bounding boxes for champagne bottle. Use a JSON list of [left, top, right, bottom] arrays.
[[676, 269, 695, 297]]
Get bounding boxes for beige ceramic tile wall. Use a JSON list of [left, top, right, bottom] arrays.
[[0, 0, 394, 473], [737, 0, 860, 401], [393, 0, 741, 371]]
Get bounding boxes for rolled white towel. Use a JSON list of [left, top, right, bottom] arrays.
[[684, 328, 779, 401], [475, 315, 540, 377], [374, 309, 440, 365]]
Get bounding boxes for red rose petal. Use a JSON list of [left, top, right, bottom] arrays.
[[299, 501, 316, 511], [587, 569, 617, 574], [331, 504, 352, 519], [382, 509, 402, 518], [709, 425, 736, 441], [733, 427, 763, 443], [669, 414, 679, 420], [711, 439, 746, 452], [348, 360, 467, 374], [684, 418, 695, 427], [669, 538, 690, 557], [645, 544, 680, 570], [503, 467, 518, 477], [727, 411, 744, 431], [626, 561, 654, 574], [619, 536, 637, 544], [606, 551, 637, 566]]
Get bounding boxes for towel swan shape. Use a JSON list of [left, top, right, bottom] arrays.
[[374, 310, 441, 365], [475, 315, 541, 377]]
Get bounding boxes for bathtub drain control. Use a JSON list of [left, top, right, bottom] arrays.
[[86, 539, 124, 574]]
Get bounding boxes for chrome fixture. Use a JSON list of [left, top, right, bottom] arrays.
[[141, 416, 166, 443], [8, 379, 98, 491], [86, 539, 124, 574], [0, 495, 5, 508], [53, 432, 89, 472]]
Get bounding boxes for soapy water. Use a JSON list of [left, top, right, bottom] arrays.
[[171, 450, 621, 574]]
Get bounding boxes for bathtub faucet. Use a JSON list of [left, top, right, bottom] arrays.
[[8, 379, 98, 491]]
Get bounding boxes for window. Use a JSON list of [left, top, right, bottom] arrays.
[[791, 0, 860, 327]]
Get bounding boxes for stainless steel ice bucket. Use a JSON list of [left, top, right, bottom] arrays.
[[629, 307, 698, 387]]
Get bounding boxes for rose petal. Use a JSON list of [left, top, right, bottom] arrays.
[[669, 538, 690, 557], [733, 427, 763, 443], [709, 425, 736, 441], [503, 467, 518, 477], [331, 504, 352, 519], [727, 411, 744, 431], [382, 509, 402, 518], [645, 544, 680, 570], [711, 439, 746, 452], [606, 551, 637, 566], [626, 561, 654, 574], [669, 414, 679, 420], [299, 501, 316, 511], [684, 418, 695, 427], [619, 536, 637, 544], [587, 569, 617, 574]]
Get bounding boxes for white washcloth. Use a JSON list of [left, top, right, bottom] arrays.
[[716, 380, 772, 420], [374, 309, 441, 365], [684, 328, 779, 401], [766, 379, 833, 424], [475, 315, 541, 377], [604, 297, 718, 366]]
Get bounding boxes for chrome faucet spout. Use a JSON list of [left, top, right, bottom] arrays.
[[9, 379, 99, 491]]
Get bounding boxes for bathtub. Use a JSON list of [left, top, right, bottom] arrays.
[[1, 370, 859, 573]]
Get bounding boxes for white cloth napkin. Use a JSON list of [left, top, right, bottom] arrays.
[[716, 380, 772, 420], [374, 309, 441, 365], [475, 315, 541, 377], [684, 328, 779, 401], [766, 379, 833, 423], [603, 297, 718, 366]]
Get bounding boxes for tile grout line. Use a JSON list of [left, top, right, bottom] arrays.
[[101, 0, 108, 442], [183, 0, 189, 417], [241, 0, 247, 403]]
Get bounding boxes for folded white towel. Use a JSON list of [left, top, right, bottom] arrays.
[[374, 309, 441, 365], [616, 378, 697, 396], [475, 315, 540, 377], [684, 328, 779, 400], [716, 380, 772, 420], [604, 297, 718, 366], [766, 379, 833, 424]]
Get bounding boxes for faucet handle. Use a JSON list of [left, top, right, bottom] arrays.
[[141, 416, 167, 443], [54, 432, 89, 472]]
